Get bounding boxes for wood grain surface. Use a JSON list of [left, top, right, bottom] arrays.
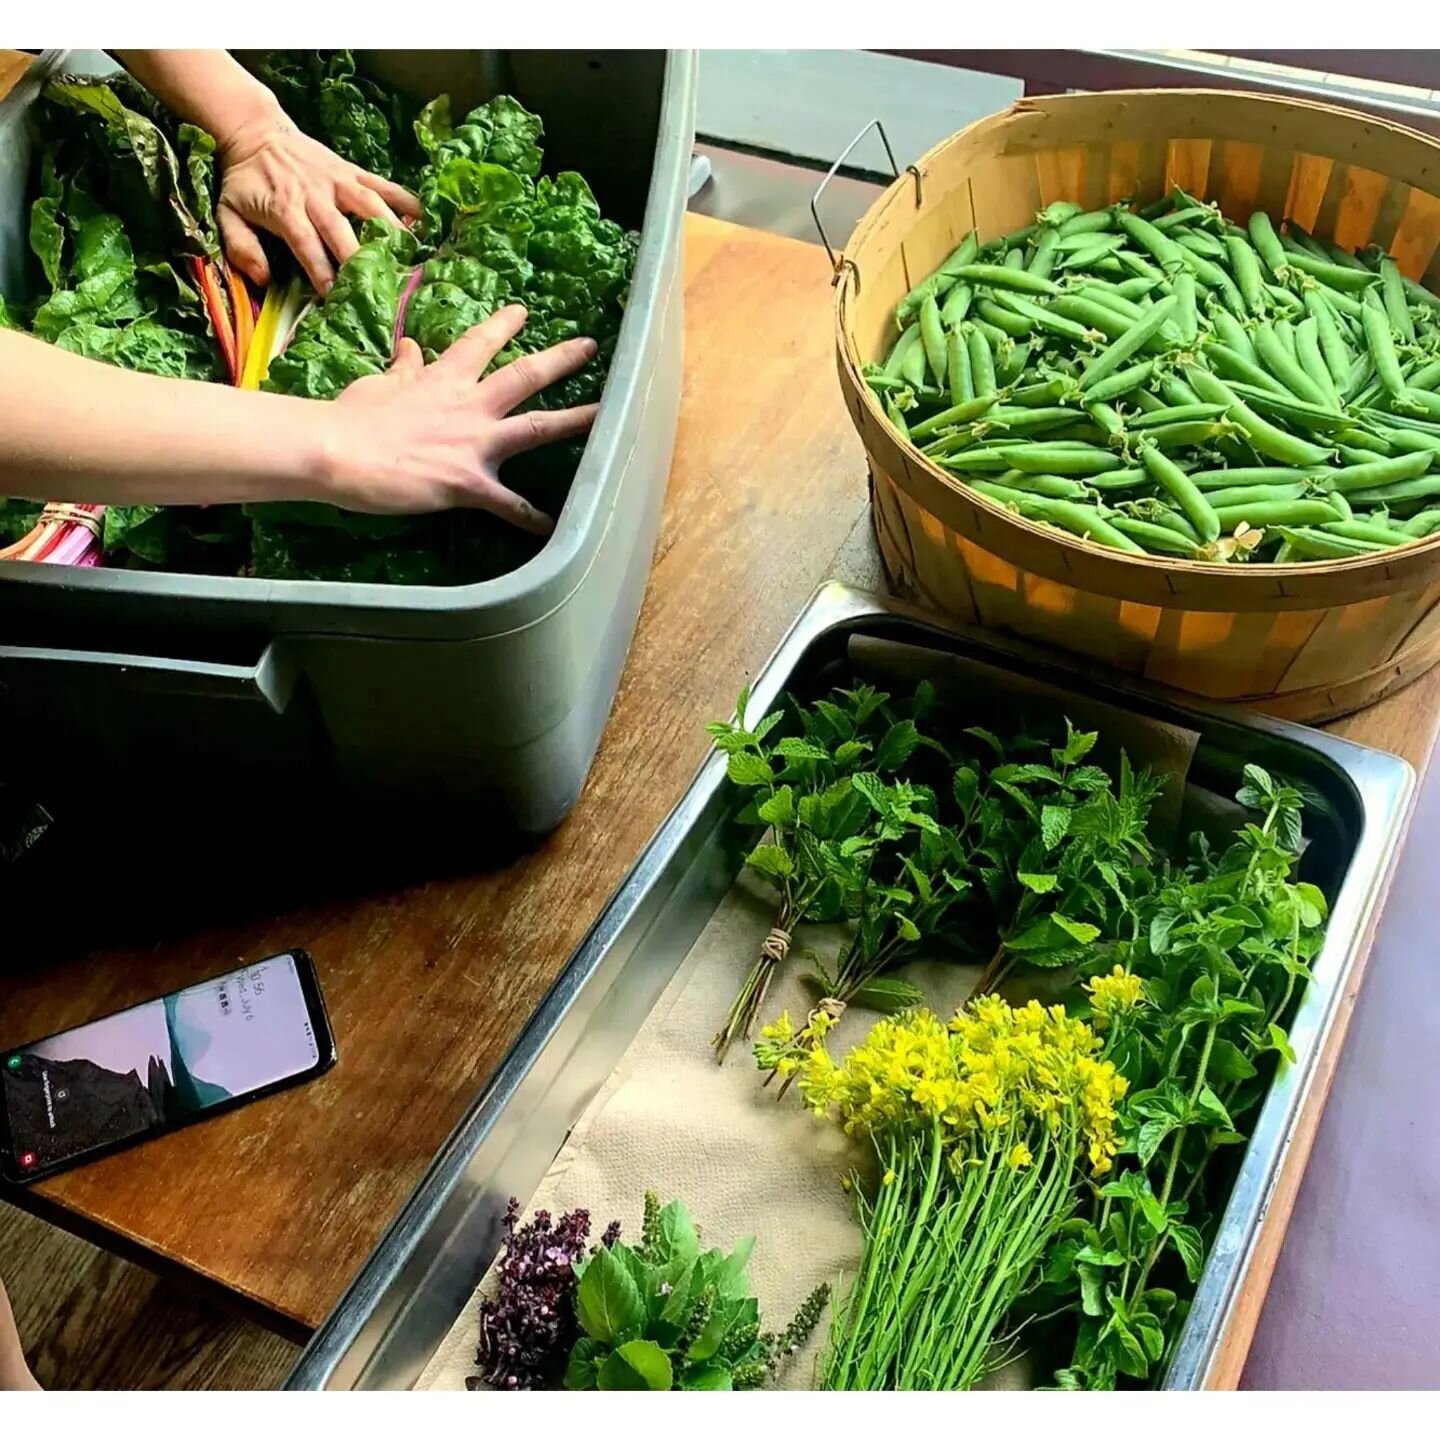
[[2, 205, 1437, 1386], [1, 214, 864, 1333]]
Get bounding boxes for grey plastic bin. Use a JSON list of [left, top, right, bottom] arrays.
[[0, 49, 695, 835]]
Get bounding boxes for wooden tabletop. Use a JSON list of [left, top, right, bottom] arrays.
[[3, 212, 1439, 1352]]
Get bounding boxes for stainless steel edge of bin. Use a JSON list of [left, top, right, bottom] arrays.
[[285, 583, 1413, 1390]]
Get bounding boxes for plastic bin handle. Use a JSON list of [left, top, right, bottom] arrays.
[[0, 639, 297, 714], [810, 118, 922, 292]]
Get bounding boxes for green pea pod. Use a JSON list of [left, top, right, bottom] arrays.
[[1276, 526, 1390, 559], [1084, 467, 1151, 492], [1254, 323, 1331, 407], [1007, 377, 1078, 407], [1173, 271, 1199, 346], [973, 473, 1087, 500], [1397, 387, 1440, 421], [1130, 403, 1227, 430], [1055, 230, 1127, 254], [1139, 420, 1240, 452], [945, 329, 975, 406], [1051, 294, 1133, 341], [1087, 400, 1125, 446], [1402, 508, 1440, 538], [1057, 210, 1115, 239], [1210, 308, 1258, 364], [966, 324, 997, 398], [940, 283, 975, 329], [920, 295, 948, 384], [1328, 491, 1354, 521], [1108, 515, 1200, 557], [1225, 233, 1268, 316], [1324, 451, 1432, 494], [1028, 230, 1060, 280], [1341, 475, 1440, 507], [951, 263, 1061, 296], [882, 323, 922, 381], [1185, 366, 1335, 466], [1213, 498, 1341, 530], [885, 395, 910, 439], [1361, 297, 1408, 399], [1138, 440, 1221, 542], [1038, 200, 1086, 228], [1198, 482, 1309, 510], [1175, 228, 1227, 260], [1408, 358, 1440, 392], [1248, 212, 1291, 281], [1320, 518, 1415, 546], [1287, 249, 1381, 292], [1004, 247, 1026, 271], [1011, 495, 1146, 553], [1304, 288, 1353, 390], [906, 393, 999, 442], [900, 324, 929, 388], [1114, 209, 1188, 275], [995, 340, 1032, 387], [999, 444, 1124, 476], [975, 297, 1034, 338], [1203, 340, 1289, 395], [1085, 360, 1156, 404], [1188, 466, 1319, 489], [1378, 426, 1440, 457], [1079, 295, 1181, 390], [1265, 285, 1306, 317], [1160, 374, 1204, 408], [1380, 256, 1416, 344], [895, 232, 979, 324], [1134, 389, 1167, 414], [1294, 316, 1341, 409], [995, 292, 1097, 343]]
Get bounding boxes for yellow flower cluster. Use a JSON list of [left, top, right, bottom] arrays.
[[798, 996, 1127, 1175], [1084, 965, 1147, 1030]]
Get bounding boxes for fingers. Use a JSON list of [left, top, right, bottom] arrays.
[[488, 403, 600, 461], [218, 206, 271, 289], [456, 473, 555, 537], [273, 206, 336, 294], [338, 181, 401, 230], [357, 170, 422, 220], [309, 196, 361, 275], [390, 336, 424, 378], [477, 336, 599, 415], [431, 305, 528, 383]]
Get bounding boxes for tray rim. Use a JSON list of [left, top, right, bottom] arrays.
[[285, 581, 1415, 1391]]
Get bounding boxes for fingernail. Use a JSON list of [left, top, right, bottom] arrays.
[[580, 338, 598, 358]]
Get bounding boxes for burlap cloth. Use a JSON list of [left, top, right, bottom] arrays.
[[417, 650, 1199, 1392]]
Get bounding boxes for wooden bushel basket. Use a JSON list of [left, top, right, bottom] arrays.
[[836, 89, 1440, 723]]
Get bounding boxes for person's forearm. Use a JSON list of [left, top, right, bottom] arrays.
[[112, 50, 282, 148], [0, 331, 335, 508]]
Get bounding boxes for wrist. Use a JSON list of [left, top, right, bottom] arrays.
[[211, 82, 287, 161]]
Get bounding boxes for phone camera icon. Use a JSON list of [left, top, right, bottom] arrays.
[[5, 1056, 19, 1071], [19, 1151, 36, 1169]]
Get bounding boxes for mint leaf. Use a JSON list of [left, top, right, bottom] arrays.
[[726, 752, 773, 787], [875, 719, 921, 772], [745, 843, 793, 880], [756, 786, 795, 828], [852, 976, 926, 1013], [774, 737, 830, 763], [564, 1337, 605, 1390], [1136, 1118, 1175, 1166], [1018, 872, 1060, 894], [1053, 915, 1100, 945], [1041, 804, 1072, 850]]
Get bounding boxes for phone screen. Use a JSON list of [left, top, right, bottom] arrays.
[[2, 954, 321, 1176]]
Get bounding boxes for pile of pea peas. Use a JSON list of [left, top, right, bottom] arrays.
[[864, 192, 1440, 563]]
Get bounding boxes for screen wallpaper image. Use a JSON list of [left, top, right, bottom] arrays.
[[3, 955, 319, 1173]]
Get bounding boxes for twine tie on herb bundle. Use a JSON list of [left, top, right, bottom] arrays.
[[761, 927, 792, 964]]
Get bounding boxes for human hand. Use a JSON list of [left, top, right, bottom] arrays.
[[321, 305, 599, 535], [217, 112, 421, 294]]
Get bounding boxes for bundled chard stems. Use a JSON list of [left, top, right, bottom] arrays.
[[798, 999, 1125, 1390]]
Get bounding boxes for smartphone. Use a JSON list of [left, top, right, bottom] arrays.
[[0, 949, 335, 1185]]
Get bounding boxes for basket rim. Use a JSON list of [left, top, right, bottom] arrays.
[[834, 86, 1440, 605]]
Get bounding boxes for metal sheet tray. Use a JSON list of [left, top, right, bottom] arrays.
[[285, 583, 1414, 1390]]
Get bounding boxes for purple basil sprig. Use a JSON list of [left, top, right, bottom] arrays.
[[469, 1198, 621, 1391]]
